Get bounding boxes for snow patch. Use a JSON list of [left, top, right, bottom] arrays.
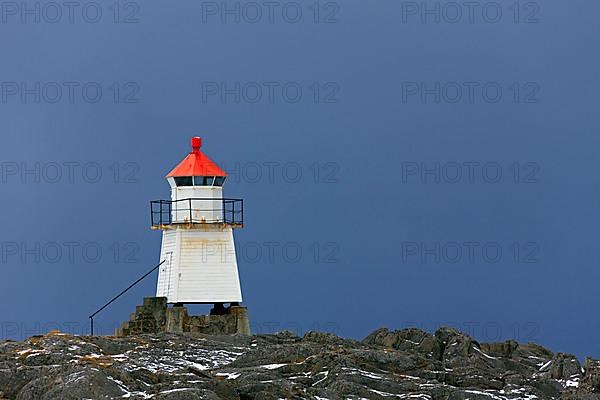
[[260, 363, 288, 370], [215, 372, 241, 380], [538, 360, 552, 371], [473, 346, 497, 360], [341, 367, 384, 380]]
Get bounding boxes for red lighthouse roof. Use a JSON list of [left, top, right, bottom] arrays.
[[166, 137, 227, 177]]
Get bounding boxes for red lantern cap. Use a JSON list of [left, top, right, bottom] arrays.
[[191, 137, 202, 152], [166, 137, 227, 177]]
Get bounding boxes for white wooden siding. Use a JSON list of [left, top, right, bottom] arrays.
[[156, 227, 242, 303]]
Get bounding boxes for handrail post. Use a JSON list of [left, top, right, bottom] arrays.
[[241, 199, 244, 225], [189, 198, 192, 223], [150, 202, 153, 227]]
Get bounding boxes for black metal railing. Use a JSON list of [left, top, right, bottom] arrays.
[[150, 198, 243, 227]]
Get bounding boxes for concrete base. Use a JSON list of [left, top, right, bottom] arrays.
[[118, 297, 250, 336]]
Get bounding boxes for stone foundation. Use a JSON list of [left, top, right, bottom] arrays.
[[118, 297, 250, 336]]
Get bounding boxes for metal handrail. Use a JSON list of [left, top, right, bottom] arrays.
[[88, 260, 166, 336]]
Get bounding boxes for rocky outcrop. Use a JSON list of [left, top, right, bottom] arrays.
[[580, 358, 600, 393], [0, 327, 597, 399]]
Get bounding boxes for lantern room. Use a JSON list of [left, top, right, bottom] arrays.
[[151, 137, 243, 227]]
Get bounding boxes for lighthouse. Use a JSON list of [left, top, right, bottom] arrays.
[[151, 137, 244, 308], [114, 136, 249, 336]]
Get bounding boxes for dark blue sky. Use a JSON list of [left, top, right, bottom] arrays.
[[1, 1, 599, 358]]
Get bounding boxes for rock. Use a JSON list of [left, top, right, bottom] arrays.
[[435, 326, 476, 359], [153, 388, 221, 399], [17, 367, 127, 400], [480, 340, 519, 357], [579, 357, 600, 393], [546, 353, 583, 381], [0, 327, 595, 400], [303, 330, 358, 347], [363, 327, 442, 359]]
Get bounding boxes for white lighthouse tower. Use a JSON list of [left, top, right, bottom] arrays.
[[152, 137, 244, 308]]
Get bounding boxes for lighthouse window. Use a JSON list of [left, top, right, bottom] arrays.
[[174, 176, 193, 186], [193, 176, 215, 186], [214, 177, 226, 186]]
